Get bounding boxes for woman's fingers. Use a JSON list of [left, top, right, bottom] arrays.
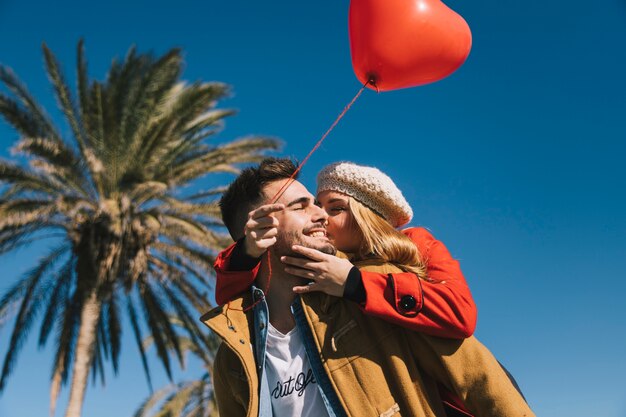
[[283, 250, 354, 297], [281, 256, 324, 272], [284, 266, 317, 279], [290, 245, 329, 261], [292, 282, 319, 294]]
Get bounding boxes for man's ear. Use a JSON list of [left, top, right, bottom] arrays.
[[229, 212, 246, 242], [230, 201, 257, 241]]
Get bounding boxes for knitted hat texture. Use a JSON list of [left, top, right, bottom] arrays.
[[317, 162, 413, 227]]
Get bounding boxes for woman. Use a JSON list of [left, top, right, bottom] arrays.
[[214, 161, 476, 338]]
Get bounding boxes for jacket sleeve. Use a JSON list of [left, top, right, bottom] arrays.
[[213, 345, 249, 417], [407, 334, 535, 417], [214, 242, 261, 305], [215, 228, 477, 338], [359, 227, 477, 338]]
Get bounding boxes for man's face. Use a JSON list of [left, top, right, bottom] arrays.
[[263, 179, 335, 257]]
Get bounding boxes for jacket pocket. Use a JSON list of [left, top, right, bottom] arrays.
[[318, 315, 399, 374]]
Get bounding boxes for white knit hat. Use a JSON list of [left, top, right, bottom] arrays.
[[317, 162, 413, 228]]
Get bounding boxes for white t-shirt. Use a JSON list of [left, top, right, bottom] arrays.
[[264, 323, 330, 417]]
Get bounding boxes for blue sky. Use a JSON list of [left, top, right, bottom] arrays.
[[1, 0, 625, 416]]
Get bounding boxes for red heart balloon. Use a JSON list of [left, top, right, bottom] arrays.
[[349, 0, 472, 92]]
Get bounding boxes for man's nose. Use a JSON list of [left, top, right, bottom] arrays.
[[312, 203, 329, 223]]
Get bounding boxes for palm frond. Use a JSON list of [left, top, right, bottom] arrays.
[[120, 50, 183, 158], [127, 181, 168, 206], [76, 40, 90, 130], [182, 378, 215, 417], [0, 93, 50, 140], [98, 46, 145, 179], [182, 186, 227, 201], [139, 282, 184, 374], [42, 43, 87, 154], [0, 199, 61, 230], [184, 108, 236, 136], [12, 137, 90, 196], [151, 241, 215, 273], [133, 382, 177, 417], [91, 324, 106, 387], [0, 66, 60, 140], [127, 298, 153, 391], [105, 293, 122, 374], [157, 212, 224, 249], [49, 263, 99, 393], [158, 197, 222, 219], [85, 81, 105, 158], [148, 254, 213, 300], [136, 375, 215, 417], [154, 383, 197, 417], [138, 284, 173, 381], [138, 82, 231, 169], [37, 258, 74, 347], [13, 136, 78, 171], [0, 160, 66, 195], [0, 244, 69, 390], [164, 272, 213, 314], [159, 285, 210, 364], [163, 136, 280, 185], [0, 223, 66, 256]]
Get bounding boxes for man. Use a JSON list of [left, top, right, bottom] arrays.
[[201, 158, 534, 417]]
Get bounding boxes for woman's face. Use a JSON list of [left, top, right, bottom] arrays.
[[316, 190, 362, 253]]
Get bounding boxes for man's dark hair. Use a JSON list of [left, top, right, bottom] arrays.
[[220, 158, 298, 240]]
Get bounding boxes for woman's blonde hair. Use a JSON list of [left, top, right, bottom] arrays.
[[348, 198, 427, 279]]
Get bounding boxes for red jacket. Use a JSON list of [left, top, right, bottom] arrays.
[[214, 227, 476, 339]]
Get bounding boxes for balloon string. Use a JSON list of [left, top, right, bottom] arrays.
[[224, 250, 272, 314], [269, 80, 370, 204], [226, 81, 370, 313]]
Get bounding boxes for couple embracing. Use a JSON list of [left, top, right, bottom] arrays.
[[202, 158, 534, 417]]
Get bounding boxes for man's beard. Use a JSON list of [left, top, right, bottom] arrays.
[[273, 230, 337, 257]]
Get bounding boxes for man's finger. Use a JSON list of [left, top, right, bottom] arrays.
[[290, 245, 329, 261], [250, 227, 278, 241], [257, 237, 277, 250], [249, 204, 285, 219], [247, 216, 279, 230]]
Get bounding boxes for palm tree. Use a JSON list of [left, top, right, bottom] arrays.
[[133, 318, 221, 417], [0, 41, 278, 417]]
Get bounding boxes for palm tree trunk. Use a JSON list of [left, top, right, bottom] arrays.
[[63, 291, 101, 417]]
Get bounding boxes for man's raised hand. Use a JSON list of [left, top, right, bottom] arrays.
[[243, 203, 285, 258]]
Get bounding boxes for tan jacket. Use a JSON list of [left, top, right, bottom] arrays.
[[202, 261, 535, 417]]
